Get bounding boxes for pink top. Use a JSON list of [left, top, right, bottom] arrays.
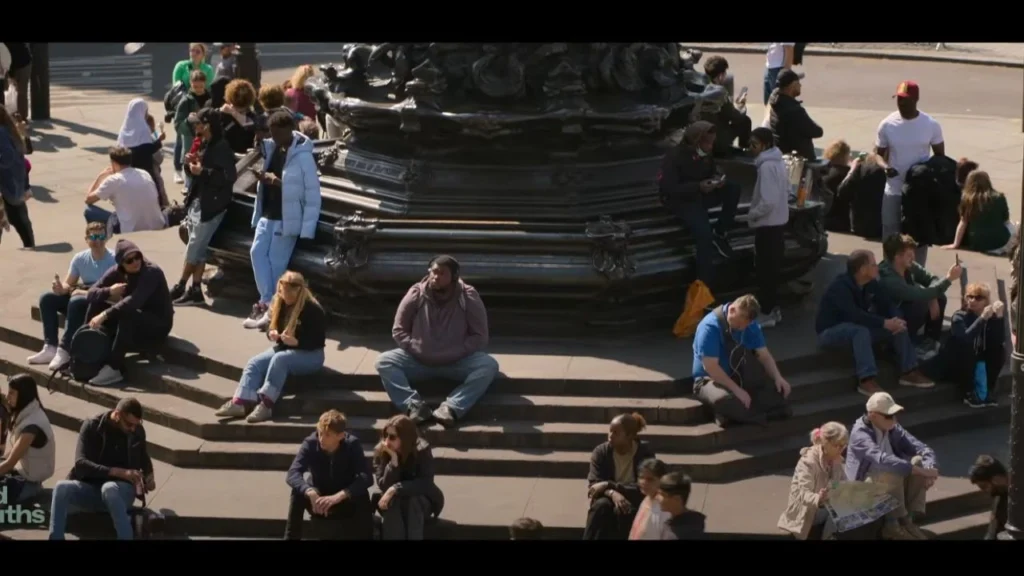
[[285, 88, 317, 119]]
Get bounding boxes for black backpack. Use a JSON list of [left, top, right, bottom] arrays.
[[63, 326, 112, 383], [163, 81, 188, 123]]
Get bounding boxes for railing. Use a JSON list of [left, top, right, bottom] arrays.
[[829, 43, 948, 51]]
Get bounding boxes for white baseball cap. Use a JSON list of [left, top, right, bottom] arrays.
[[866, 392, 903, 416]]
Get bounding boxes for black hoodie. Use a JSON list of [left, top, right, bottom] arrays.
[[184, 134, 237, 222], [768, 90, 823, 161], [87, 239, 174, 327], [68, 410, 153, 486]]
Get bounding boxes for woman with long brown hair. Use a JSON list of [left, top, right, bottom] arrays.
[[373, 414, 445, 539], [216, 271, 326, 423], [942, 170, 1018, 254], [285, 65, 318, 119], [0, 104, 32, 247]]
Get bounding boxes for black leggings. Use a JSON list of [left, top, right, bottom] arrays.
[[0, 201, 34, 248]]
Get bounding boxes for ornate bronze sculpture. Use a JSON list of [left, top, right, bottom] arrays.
[[206, 43, 828, 334]]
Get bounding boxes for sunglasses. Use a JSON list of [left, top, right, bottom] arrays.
[[122, 254, 140, 265], [87, 234, 107, 242]]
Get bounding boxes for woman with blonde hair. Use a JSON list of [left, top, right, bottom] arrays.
[[373, 414, 445, 539], [778, 422, 848, 540], [943, 170, 1018, 255], [216, 271, 327, 423], [285, 65, 318, 119]]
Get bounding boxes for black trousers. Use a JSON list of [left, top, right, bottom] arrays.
[[947, 326, 1006, 399], [0, 201, 34, 248], [284, 489, 374, 540], [713, 114, 752, 157], [754, 224, 786, 311], [900, 295, 946, 343], [86, 303, 172, 371], [666, 182, 742, 290], [694, 376, 790, 427], [582, 491, 643, 540]]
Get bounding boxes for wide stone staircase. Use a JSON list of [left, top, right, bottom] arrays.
[[0, 303, 1008, 540]]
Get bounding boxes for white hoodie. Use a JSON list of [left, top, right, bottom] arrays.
[[748, 147, 791, 228]]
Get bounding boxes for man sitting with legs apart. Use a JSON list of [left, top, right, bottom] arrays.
[[284, 410, 373, 540], [28, 222, 116, 370], [216, 272, 326, 423], [846, 392, 937, 540], [83, 146, 166, 236], [375, 255, 499, 428], [48, 398, 155, 540], [703, 55, 752, 158], [968, 455, 1008, 540], [878, 234, 960, 358], [816, 249, 933, 396], [691, 294, 792, 427], [84, 239, 174, 387]]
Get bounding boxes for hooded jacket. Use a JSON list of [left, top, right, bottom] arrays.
[[0, 126, 28, 205], [392, 277, 490, 366], [949, 308, 1005, 355], [184, 134, 237, 222], [87, 239, 174, 327], [748, 147, 790, 228], [286, 431, 372, 499], [768, 90, 823, 161], [251, 131, 322, 238], [68, 409, 153, 485], [878, 260, 951, 305], [657, 121, 720, 207], [374, 437, 446, 518], [815, 273, 897, 335]]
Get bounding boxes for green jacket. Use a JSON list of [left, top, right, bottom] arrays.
[[172, 59, 216, 88], [878, 260, 951, 304]]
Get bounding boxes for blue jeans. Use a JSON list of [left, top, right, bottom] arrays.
[[764, 66, 783, 104], [235, 346, 325, 403], [250, 218, 299, 305], [376, 349, 499, 418], [817, 322, 918, 380], [173, 133, 183, 171], [39, 291, 89, 350], [665, 181, 741, 288], [48, 479, 136, 540], [83, 205, 122, 234]]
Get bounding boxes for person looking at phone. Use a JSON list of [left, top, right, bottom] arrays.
[[27, 222, 116, 370], [816, 250, 934, 396], [173, 69, 211, 193], [703, 56, 751, 158], [372, 414, 445, 540], [49, 397, 155, 540], [657, 121, 740, 293], [846, 392, 937, 540], [83, 146, 166, 235], [874, 81, 945, 244], [242, 111, 322, 331], [944, 282, 1006, 409], [767, 69, 823, 161], [169, 108, 236, 307]]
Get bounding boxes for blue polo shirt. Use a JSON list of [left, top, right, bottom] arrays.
[[691, 303, 766, 379]]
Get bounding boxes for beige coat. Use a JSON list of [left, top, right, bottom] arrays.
[[777, 445, 846, 539]]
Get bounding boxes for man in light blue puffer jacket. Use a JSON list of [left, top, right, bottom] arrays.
[[243, 111, 322, 330]]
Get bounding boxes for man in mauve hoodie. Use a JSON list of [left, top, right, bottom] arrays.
[[85, 239, 174, 387], [375, 255, 499, 428]]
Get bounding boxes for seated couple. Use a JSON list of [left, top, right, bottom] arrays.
[[83, 146, 166, 236], [29, 238, 174, 387]]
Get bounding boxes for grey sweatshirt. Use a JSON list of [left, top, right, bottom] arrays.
[[392, 277, 489, 366], [748, 147, 791, 228]]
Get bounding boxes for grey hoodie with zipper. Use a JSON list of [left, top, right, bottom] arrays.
[[748, 147, 790, 228]]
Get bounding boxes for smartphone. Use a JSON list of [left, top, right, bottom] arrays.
[[737, 86, 748, 99]]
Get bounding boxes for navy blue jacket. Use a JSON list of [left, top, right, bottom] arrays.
[[286, 431, 372, 499], [815, 273, 897, 334]]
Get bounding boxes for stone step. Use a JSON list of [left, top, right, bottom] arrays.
[[1, 427, 990, 541], [920, 511, 991, 540]]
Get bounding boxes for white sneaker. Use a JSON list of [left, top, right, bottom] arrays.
[[215, 401, 247, 418], [48, 348, 71, 371], [89, 365, 124, 387], [173, 171, 184, 184], [246, 403, 273, 423], [242, 311, 270, 330], [28, 345, 57, 365]]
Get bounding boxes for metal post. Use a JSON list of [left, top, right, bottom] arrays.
[[1002, 54, 1024, 541], [28, 43, 49, 121], [236, 43, 260, 93]]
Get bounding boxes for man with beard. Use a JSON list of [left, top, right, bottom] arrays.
[[767, 69, 823, 162], [375, 255, 499, 428], [968, 455, 1008, 540]]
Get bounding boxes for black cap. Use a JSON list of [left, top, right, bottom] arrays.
[[776, 69, 800, 89]]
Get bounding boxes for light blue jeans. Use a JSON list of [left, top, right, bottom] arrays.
[[376, 349, 499, 418], [235, 346, 325, 404], [817, 322, 918, 380], [48, 479, 136, 540], [250, 218, 299, 305]]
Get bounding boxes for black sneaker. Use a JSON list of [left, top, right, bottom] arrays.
[[711, 233, 735, 259], [173, 285, 205, 307], [408, 403, 433, 426], [169, 282, 186, 301], [963, 394, 985, 409]]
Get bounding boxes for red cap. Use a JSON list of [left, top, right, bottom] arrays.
[[894, 81, 920, 99]]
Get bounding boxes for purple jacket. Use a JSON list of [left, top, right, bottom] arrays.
[[845, 415, 936, 481]]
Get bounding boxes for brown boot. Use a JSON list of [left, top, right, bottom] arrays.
[[899, 370, 934, 389], [857, 378, 884, 396], [881, 521, 918, 540]]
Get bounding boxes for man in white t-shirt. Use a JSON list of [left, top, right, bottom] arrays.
[[874, 81, 945, 265], [84, 146, 166, 235], [763, 43, 794, 105]]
